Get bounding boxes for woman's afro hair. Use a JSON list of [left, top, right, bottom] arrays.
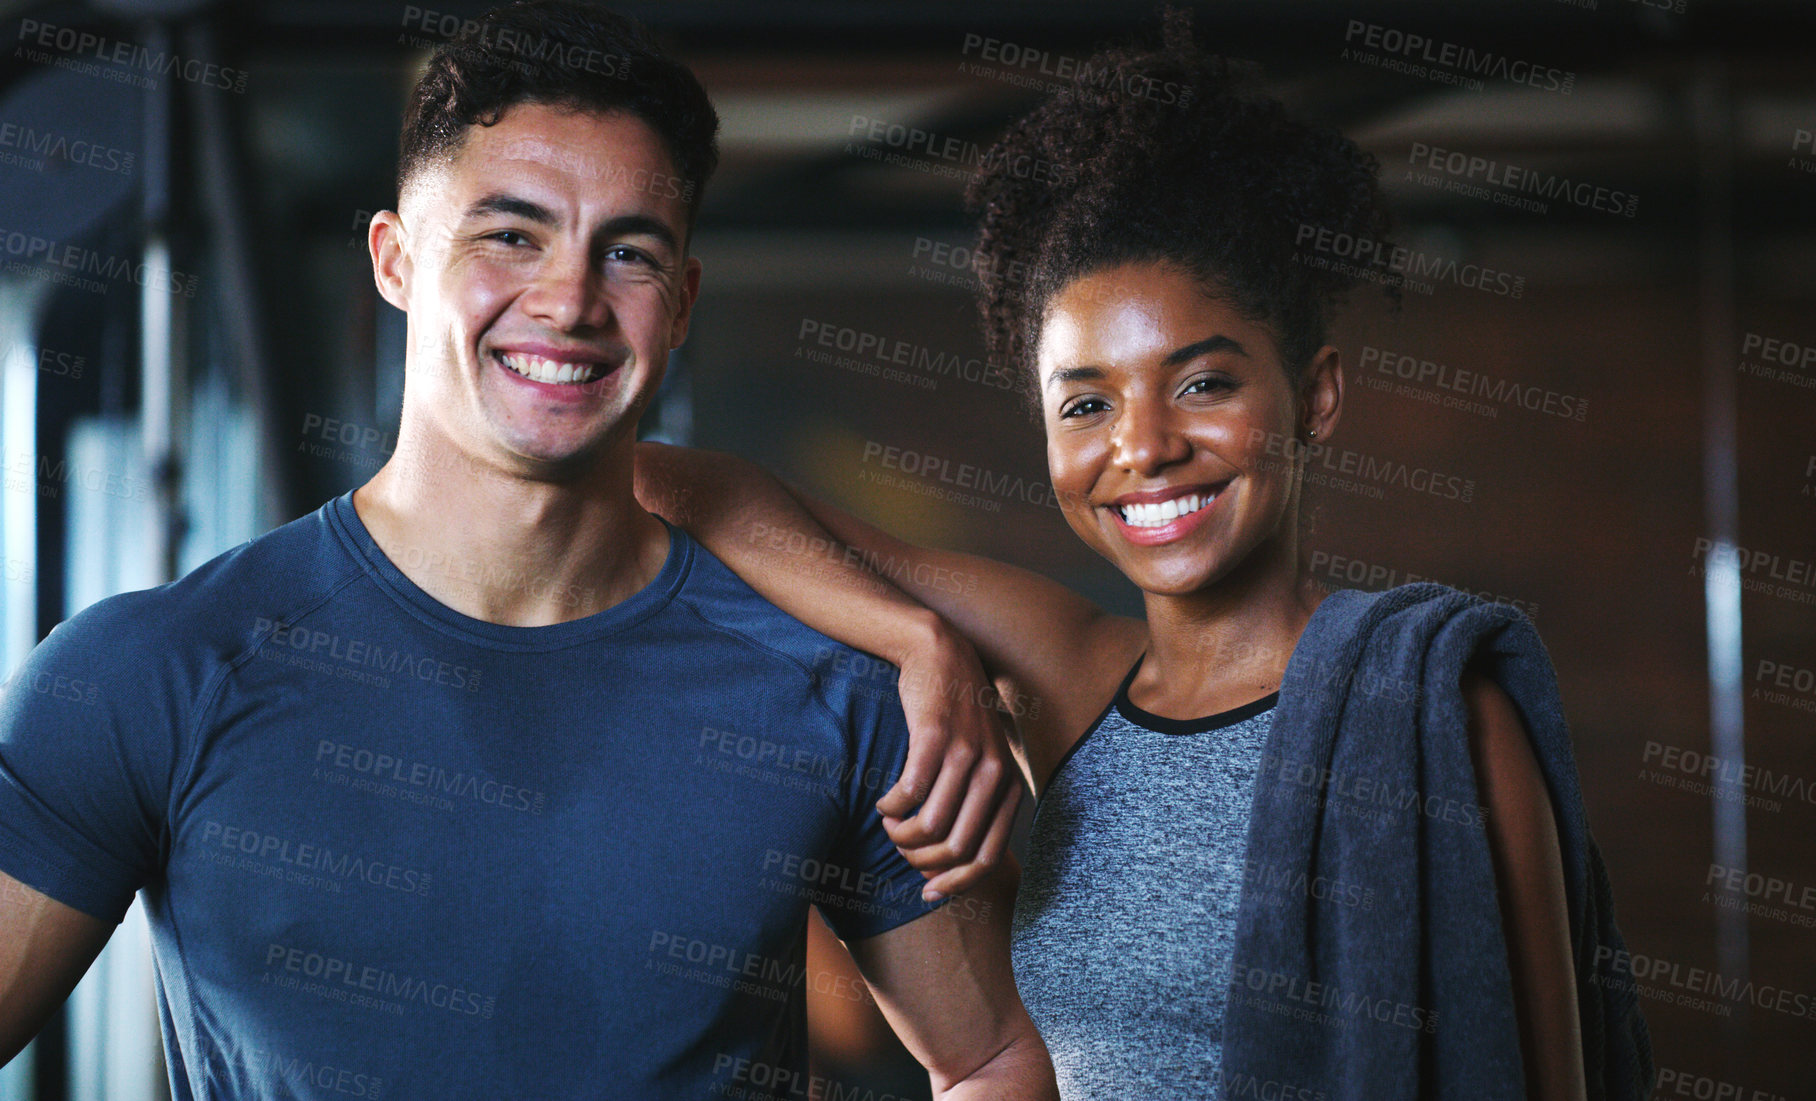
[[965, 9, 1398, 409]]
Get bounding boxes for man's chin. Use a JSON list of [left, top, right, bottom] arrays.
[[494, 431, 635, 481]]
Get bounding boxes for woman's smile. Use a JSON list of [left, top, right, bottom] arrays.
[[1105, 482, 1229, 545]]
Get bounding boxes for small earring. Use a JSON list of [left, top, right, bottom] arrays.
[[1307, 429, 1318, 439]]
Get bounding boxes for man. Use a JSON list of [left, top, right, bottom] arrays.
[[0, 2, 1051, 1096]]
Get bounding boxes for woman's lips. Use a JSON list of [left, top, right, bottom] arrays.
[[1107, 486, 1225, 546]]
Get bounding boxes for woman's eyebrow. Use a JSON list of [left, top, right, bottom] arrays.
[[1046, 365, 1104, 390], [1163, 335, 1246, 367]]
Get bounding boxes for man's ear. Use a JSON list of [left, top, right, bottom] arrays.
[[668, 256, 702, 349], [1300, 344, 1344, 443], [370, 210, 412, 313]]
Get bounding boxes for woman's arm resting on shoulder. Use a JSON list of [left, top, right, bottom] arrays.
[[634, 441, 954, 674], [774, 465, 1141, 831], [635, 442, 1062, 897], [633, 442, 1115, 699], [1463, 670, 1588, 1101]]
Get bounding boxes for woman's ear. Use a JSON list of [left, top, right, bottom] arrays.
[[1300, 344, 1344, 444]]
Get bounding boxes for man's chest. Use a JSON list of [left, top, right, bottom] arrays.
[[151, 655, 852, 1059]]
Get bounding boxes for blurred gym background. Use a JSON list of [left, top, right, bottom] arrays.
[[2, 0, 1813, 1096]]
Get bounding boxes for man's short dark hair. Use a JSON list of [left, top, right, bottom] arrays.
[[398, 0, 719, 231]]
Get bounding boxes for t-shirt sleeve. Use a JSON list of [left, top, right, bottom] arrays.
[[0, 596, 186, 922], [814, 665, 947, 942]]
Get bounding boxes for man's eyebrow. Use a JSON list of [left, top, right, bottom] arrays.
[[598, 214, 678, 252], [461, 197, 679, 253], [1163, 335, 1246, 367], [461, 193, 558, 225]]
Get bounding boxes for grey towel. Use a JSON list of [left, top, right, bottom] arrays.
[[1220, 584, 1652, 1100]]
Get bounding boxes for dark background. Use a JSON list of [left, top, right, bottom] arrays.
[[1, 0, 1812, 1096]]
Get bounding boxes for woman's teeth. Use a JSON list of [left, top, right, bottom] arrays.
[[498, 352, 602, 385], [1117, 493, 1212, 528]]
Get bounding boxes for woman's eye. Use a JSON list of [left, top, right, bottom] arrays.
[[1182, 375, 1232, 397], [1061, 397, 1109, 419]]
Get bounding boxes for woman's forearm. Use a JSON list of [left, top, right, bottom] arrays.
[[1463, 671, 1588, 1101], [633, 440, 946, 667]]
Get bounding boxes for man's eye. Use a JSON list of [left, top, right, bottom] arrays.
[[1182, 375, 1233, 397], [486, 230, 529, 246], [605, 245, 654, 267], [1061, 397, 1109, 419]]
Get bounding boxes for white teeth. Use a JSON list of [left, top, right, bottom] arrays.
[[498, 352, 602, 385], [1117, 493, 1211, 528]]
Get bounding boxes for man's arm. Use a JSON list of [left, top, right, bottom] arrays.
[[1463, 670, 1587, 1101], [842, 859, 1056, 1100], [0, 870, 112, 1065]]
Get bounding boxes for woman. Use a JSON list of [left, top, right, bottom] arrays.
[[636, 21, 1650, 1101]]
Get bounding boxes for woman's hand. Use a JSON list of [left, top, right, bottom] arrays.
[[878, 627, 1026, 902]]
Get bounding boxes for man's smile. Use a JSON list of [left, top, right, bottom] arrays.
[[494, 349, 609, 386]]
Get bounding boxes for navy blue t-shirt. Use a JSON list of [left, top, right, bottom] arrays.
[[0, 492, 940, 1098]]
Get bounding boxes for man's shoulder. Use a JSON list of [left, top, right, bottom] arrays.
[[670, 532, 902, 710], [3, 499, 364, 747], [50, 497, 361, 665]]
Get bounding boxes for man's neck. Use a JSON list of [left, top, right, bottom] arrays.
[[353, 437, 670, 628]]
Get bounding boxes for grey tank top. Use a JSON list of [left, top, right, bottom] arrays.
[[1011, 658, 1276, 1100]]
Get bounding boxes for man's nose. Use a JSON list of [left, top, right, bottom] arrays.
[[523, 247, 611, 332]]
